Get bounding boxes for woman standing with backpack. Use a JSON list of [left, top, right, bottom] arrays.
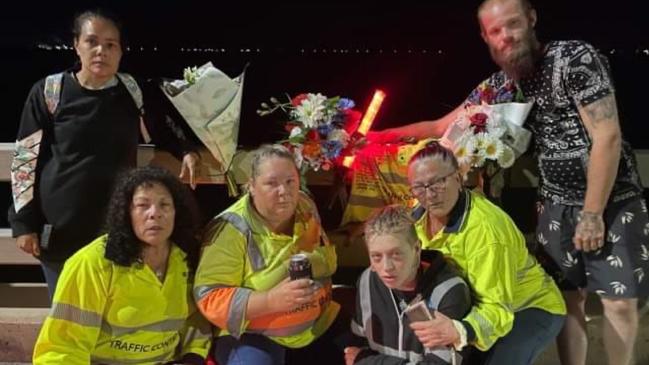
[[8, 9, 199, 300]]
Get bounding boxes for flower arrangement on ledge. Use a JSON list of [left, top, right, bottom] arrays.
[[257, 93, 361, 172]]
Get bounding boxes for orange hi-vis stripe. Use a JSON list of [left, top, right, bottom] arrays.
[[197, 281, 333, 337], [247, 282, 332, 335], [197, 287, 237, 330]]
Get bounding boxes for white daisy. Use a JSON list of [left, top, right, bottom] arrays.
[[480, 133, 504, 161], [497, 145, 515, 168], [454, 135, 476, 167]]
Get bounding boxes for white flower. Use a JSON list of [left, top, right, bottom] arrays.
[[454, 134, 476, 167], [183, 66, 199, 84], [497, 145, 515, 168], [471, 153, 486, 168], [327, 128, 350, 144], [643, 222, 649, 236], [479, 133, 504, 161], [486, 110, 506, 137], [289, 126, 303, 139], [293, 93, 327, 128]]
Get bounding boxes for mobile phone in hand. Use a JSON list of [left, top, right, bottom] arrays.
[[404, 297, 434, 322]]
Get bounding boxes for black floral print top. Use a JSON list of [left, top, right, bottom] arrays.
[[466, 40, 643, 206]]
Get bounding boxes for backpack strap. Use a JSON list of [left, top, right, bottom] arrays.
[[216, 211, 266, 272], [44, 73, 64, 115], [116, 72, 152, 143], [44, 72, 151, 142], [116, 72, 143, 112]]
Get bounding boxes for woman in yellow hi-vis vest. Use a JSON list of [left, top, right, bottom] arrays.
[[33, 167, 211, 364], [407, 142, 566, 365], [194, 144, 341, 365]]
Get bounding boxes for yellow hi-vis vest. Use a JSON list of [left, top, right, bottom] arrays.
[[33, 236, 211, 365], [194, 191, 339, 348], [413, 191, 566, 351]]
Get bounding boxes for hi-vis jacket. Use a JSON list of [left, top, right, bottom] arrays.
[[33, 236, 211, 365], [414, 191, 566, 351], [194, 191, 339, 348]]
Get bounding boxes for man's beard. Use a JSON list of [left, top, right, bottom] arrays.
[[490, 33, 542, 80]]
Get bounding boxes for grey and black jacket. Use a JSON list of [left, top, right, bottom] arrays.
[[350, 250, 472, 364]]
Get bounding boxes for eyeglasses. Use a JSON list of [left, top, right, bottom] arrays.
[[410, 170, 457, 196]]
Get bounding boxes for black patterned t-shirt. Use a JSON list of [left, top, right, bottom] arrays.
[[465, 40, 643, 206]]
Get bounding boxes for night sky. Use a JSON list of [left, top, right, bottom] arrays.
[[1, 0, 647, 149]]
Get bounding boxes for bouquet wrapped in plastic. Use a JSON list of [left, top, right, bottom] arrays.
[[161, 62, 246, 180]]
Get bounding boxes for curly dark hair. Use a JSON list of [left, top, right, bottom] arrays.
[[104, 166, 201, 271]]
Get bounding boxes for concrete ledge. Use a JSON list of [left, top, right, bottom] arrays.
[[0, 308, 47, 363], [0, 284, 48, 308], [0, 230, 38, 266]]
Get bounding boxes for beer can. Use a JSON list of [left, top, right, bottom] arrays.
[[288, 253, 312, 280]]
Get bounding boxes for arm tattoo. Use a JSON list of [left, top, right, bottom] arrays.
[[583, 94, 618, 126]]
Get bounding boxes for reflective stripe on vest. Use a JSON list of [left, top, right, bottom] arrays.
[[217, 211, 266, 271], [427, 276, 466, 310], [51, 302, 185, 336], [357, 269, 458, 363], [50, 302, 102, 328]]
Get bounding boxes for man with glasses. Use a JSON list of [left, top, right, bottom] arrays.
[[406, 142, 566, 365]]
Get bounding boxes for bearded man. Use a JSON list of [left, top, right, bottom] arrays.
[[370, 1, 648, 364]]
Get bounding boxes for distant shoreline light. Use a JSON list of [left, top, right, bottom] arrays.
[[34, 43, 649, 56]]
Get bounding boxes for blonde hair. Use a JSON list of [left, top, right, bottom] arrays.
[[250, 144, 299, 180], [364, 205, 418, 247]]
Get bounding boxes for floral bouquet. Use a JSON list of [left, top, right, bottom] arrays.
[[161, 62, 246, 196], [440, 80, 534, 198], [441, 80, 534, 172], [258, 93, 361, 173]]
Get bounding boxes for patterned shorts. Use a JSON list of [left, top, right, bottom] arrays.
[[535, 197, 649, 299]]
